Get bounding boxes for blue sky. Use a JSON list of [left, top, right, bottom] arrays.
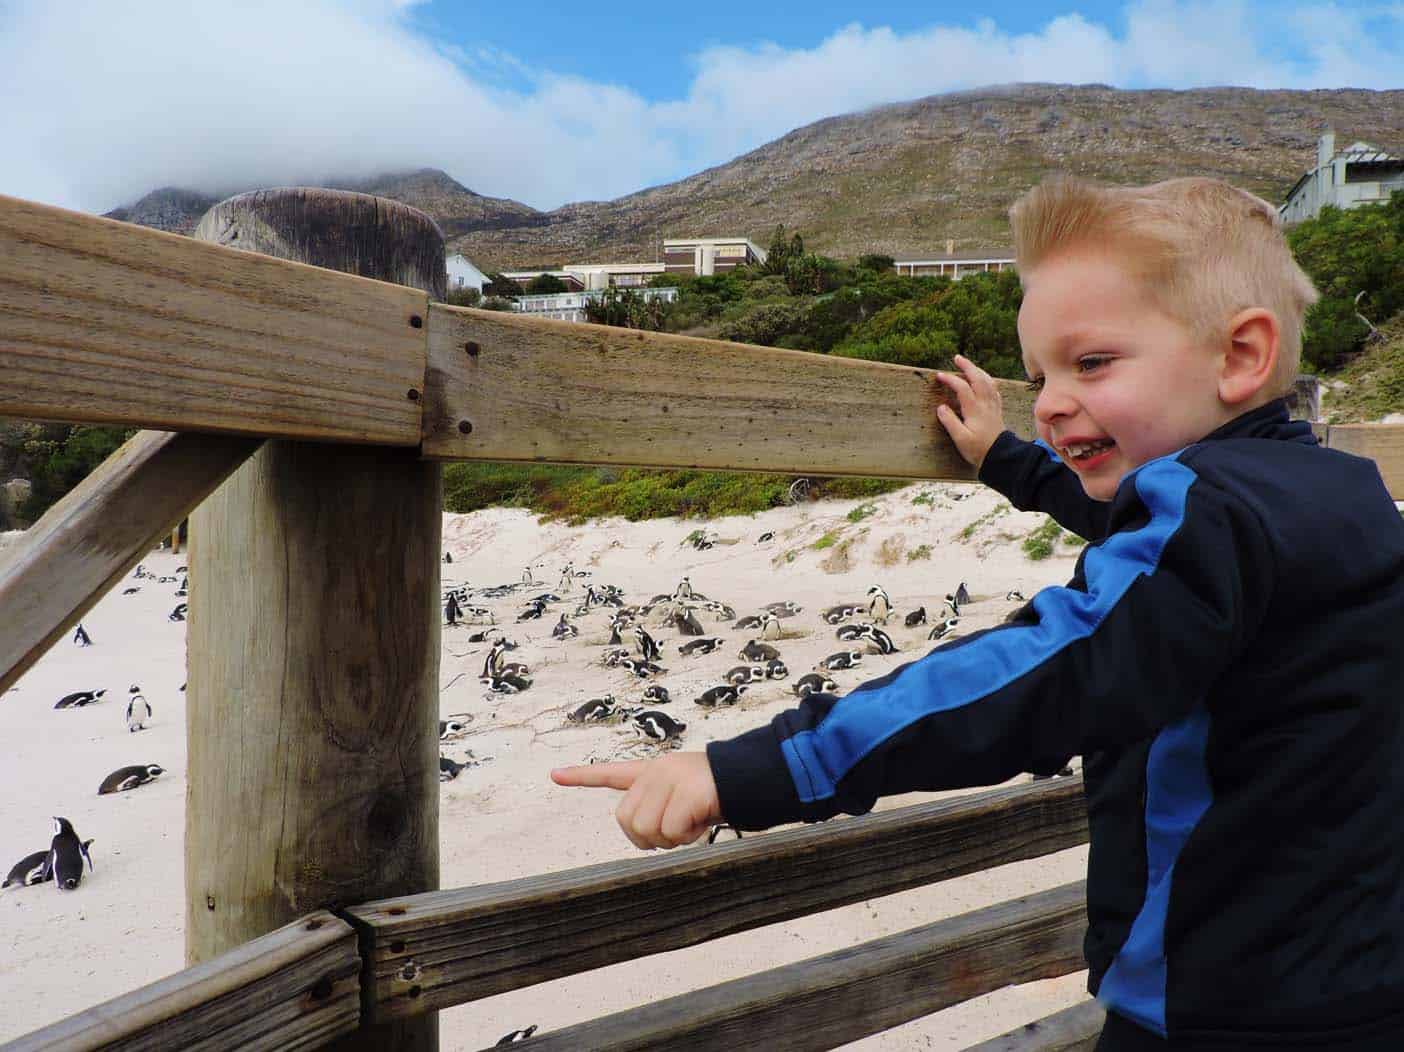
[[0, 0, 1400, 213]]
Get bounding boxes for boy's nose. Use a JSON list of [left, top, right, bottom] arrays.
[[1033, 384, 1077, 426]]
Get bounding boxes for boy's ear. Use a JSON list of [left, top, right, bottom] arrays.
[[1218, 308, 1280, 405]]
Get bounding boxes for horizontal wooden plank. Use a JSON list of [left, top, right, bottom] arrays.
[[345, 777, 1087, 1022], [0, 911, 361, 1052], [501, 882, 1088, 1052], [0, 193, 427, 444], [0, 430, 260, 694], [420, 304, 1038, 477], [1323, 423, 1404, 499], [963, 1000, 1105, 1051]]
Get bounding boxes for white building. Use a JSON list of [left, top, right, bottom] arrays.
[[445, 253, 490, 293], [893, 240, 1015, 279], [1280, 131, 1404, 225], [663, 237, 767, 277], [514, 287, 679, 324]]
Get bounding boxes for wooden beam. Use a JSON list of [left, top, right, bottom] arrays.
[[494, 882, 1088, 1052], [420, 304, 1038, 477], [962, 1000, 1105, 1051], [0, 429, 260, 694], [0, 911, 360, 1052], [0, 193, 427, 445], [345, 777, 1087, 1022], [1323, 423, 1404, 499]]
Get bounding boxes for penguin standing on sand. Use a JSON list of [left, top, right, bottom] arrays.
[[98, 764, 164, 795], [443, 551, 453, 564], [125, 685, 152, 732], [760, 613, 783, 641], [48, 818, 94, 891], [445, 592, 462, 627], [633, 625, 661, 662], [867, 585, 891, 625], [72, 623, 92, 647], [674, 576, 694, 600]]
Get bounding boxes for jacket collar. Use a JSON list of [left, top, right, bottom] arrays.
[[1198, 398, 1318, 447]]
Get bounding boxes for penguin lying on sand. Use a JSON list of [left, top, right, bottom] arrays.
[[793, 673, 838, 698], [819, 651, 864, 671], [633, 710, 686, 743], [3, 851, 51, 889], [696, 684, 746, 707], [678, 637, 724, 657], [764, 658, 788, 679], [723, 665, 766, 686], [98, 764, 164, 795], [496, 1025, 539, 1045], [738, 640, 780, 662], [928, 617, 960, 641], [568, 696, 618, 723], [904, 606, 927, 627], [55, 688, 106, 709]]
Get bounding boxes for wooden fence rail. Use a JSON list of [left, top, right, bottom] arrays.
[[1, 911, 361, 1052], [344, 777, 1088, 1022]]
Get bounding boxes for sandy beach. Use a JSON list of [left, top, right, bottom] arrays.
[[0, 481, 1091, 1049]]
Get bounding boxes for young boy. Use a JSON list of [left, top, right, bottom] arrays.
[[553, 176, 1404, 1049]]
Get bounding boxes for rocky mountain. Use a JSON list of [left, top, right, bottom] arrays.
[[104, 84, 1404, 268]]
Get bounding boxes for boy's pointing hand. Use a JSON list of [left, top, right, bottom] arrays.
[[936, 354, 1006, 471], [551, 752, 723, 850]]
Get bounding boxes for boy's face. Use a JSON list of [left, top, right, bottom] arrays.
[[1017, 245, 1236, 501]]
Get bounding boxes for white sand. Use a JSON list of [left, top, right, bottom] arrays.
[[1, 482, 1092, 1048]]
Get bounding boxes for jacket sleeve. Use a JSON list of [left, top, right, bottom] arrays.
[[978, 431, 1111, 542], [706, 457, 1274, 830]]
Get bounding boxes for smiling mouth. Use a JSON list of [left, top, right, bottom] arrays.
[[1062, 438, 1116, 462]]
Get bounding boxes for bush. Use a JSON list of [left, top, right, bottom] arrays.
[[525, 273, 568, 294], [480, 296, 516, 311], [482, 273, 523, 298], [718, 302, 812, 346], [444, 286, 482, 307], [856, 253, 895, 273], [1021, 518, 1064, 560], [20, 424, 135, 521]]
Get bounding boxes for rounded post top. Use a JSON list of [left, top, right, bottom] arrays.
[[193, 187, 447, 299]]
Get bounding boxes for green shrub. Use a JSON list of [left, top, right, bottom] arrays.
[[20, 424, 135, 521], [717, 302, 811, 346], [812, 531, 839, 550], [906, 543, 933, 561], [525, 273, 568, 294], [1021, 518, 1064, 560], [846, 502, 878, 523]]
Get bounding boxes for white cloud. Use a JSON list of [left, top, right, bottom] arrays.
[[0, 0, 1398, 215]]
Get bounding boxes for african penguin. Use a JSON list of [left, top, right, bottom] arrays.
[[835, 624, 866, 642], [822, 604, 862, 625], [445, 592, 462, 626], [696, 683, 747, 707], [48, 818, 94, 891], [764, 600, 802, 616], [122, 587, 140, 596], [951, 581, 972, 606], [674, 576, 694, 600], [764, 658, 788, 679], [866, 585, 891, 625], [496, 1025, 539, 1045], [568, 696, 617, 723], [904, 606, 927, 627], [708, 823, 743, 843], [739, 640, 780, 662], [732, 614, 764, 630], [928, 617, 959, 641], [633, 710, 686, 742], [443, 551, 453, 564], [125, 686, 152, 732], [793, 673, 839, 698], [3, 851, 51, 890], [439, 757, 467, 781], [723, 665, 766, 686], [678, 637, 724, 657], [552, 613, 578, 639], [641, 684, 671, 705], [760, 613, 782, 641], [168, 603, 187, 622], [439, 719, 470, 740], [72, 623, 92, 647], [98, 763, 164, 795], [633, 625, 661, 662], [55, 688, 106, 710], [673, 608, 706, 636], [819, 651, 864, 671], [860, 625, 899, 655], [487, 672, 532, 693], [1006, 589, 1027, 602], [756, 531, 774, 544]]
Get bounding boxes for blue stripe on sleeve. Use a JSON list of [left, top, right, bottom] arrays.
[[779, 455, 1197, 803], [1096, 707, 1214, 1036], [1034, 438, 1064, 463]]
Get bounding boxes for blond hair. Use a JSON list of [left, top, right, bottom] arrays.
[[1009, 176, 1319, 395]]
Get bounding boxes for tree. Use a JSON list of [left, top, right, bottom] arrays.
[[764, 224, 804, 276], [582, 288, 668, 331], [526, 273, 568, 294], [444, 286, 481, 307], [483, 272, 524, 298], [857, 254, 895, 273]]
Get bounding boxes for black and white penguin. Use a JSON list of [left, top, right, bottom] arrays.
[[723, 665, 765, 686], [495, 1024, 539, 1045], [618, 658, 664, 679], [756, 531, 774, 544], [866, 585, 891, 625], [72, 623, 92, 647], [793, 673, 838, 698], [132, 563, 148, 579], [568, 696, 617, 723], [552, 613, 578, 640], [928, 617, 960, 641], [439, 756, 467, 781], [739, 639, 780, 662], [466, 627, 503, 643], [673, 607, 706, 636], [696, 683, 746, 708], [633, 625, 661, 662], [607, 619, 624, 646], [904, 606, 927, 628], [443, 551, 453, 564], [98, 763, 164, 795], [952, 581, 972, 606], [482, 640, 507, 680], [1006, 589, 1027, 602], [760, 613, 783, 641], [678, 637, 724, 657], [674, 576, 694, 600], [516, 600, 545, 622], [175, 578, 188, 597], [122, 587, 140, 596], [764, 658, 788, 679], [4, 851, 52, 889], [764, 600, 802, 617], [703, 600, 737, 621], [641, 685, 671, 705], [125, 685, 152, 732], [48, 818, 94, 891], [55, 688, 106, 710], [822, 604, 862, 625], [445, 592, 462, 627], [819, 651, 864, 671], [835, 624, 866, 642], [633, 710, 687, 743], [439, 719, 470, 740], [861, 625, 899, 655], [732, 614, 765, 630], [168, 603, 187, 622]]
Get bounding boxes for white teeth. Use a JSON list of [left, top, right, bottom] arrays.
[[1066, 439, 1114, 458]]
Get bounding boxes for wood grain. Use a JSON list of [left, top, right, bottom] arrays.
[[0, 193, 426, 445], [0, 429, 260, 694], [962, 1000, 1105, 1051], [1323, 423, 1404, 498], [421, 304, 1038, 477], [496, 882, 1088, 1051], [0, 912, 360, 1052], [346, 777, 1087, 1022]]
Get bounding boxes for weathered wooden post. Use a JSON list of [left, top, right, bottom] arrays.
[[186, 189, 445, 1050]]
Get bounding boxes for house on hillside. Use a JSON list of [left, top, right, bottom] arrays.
[[445, 253, 490, 292], [1280, 130, 1404, 224], [663, 237, 767, 276], [894, 241, 1015, 279], [514, 287, 679, 323], [500, 269, 586, 292]]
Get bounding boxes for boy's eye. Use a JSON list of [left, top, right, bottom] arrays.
[[1025, 376, 1044, 392], [1077, 355, 1110, 373]]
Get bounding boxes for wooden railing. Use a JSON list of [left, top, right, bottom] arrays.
[[1, 189, 1397, 1051]]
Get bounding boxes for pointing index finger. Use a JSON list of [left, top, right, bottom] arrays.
[[551, 761, 647, 790]]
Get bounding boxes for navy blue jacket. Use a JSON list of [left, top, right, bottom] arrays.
[[707, 400, 1404, 1046]]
